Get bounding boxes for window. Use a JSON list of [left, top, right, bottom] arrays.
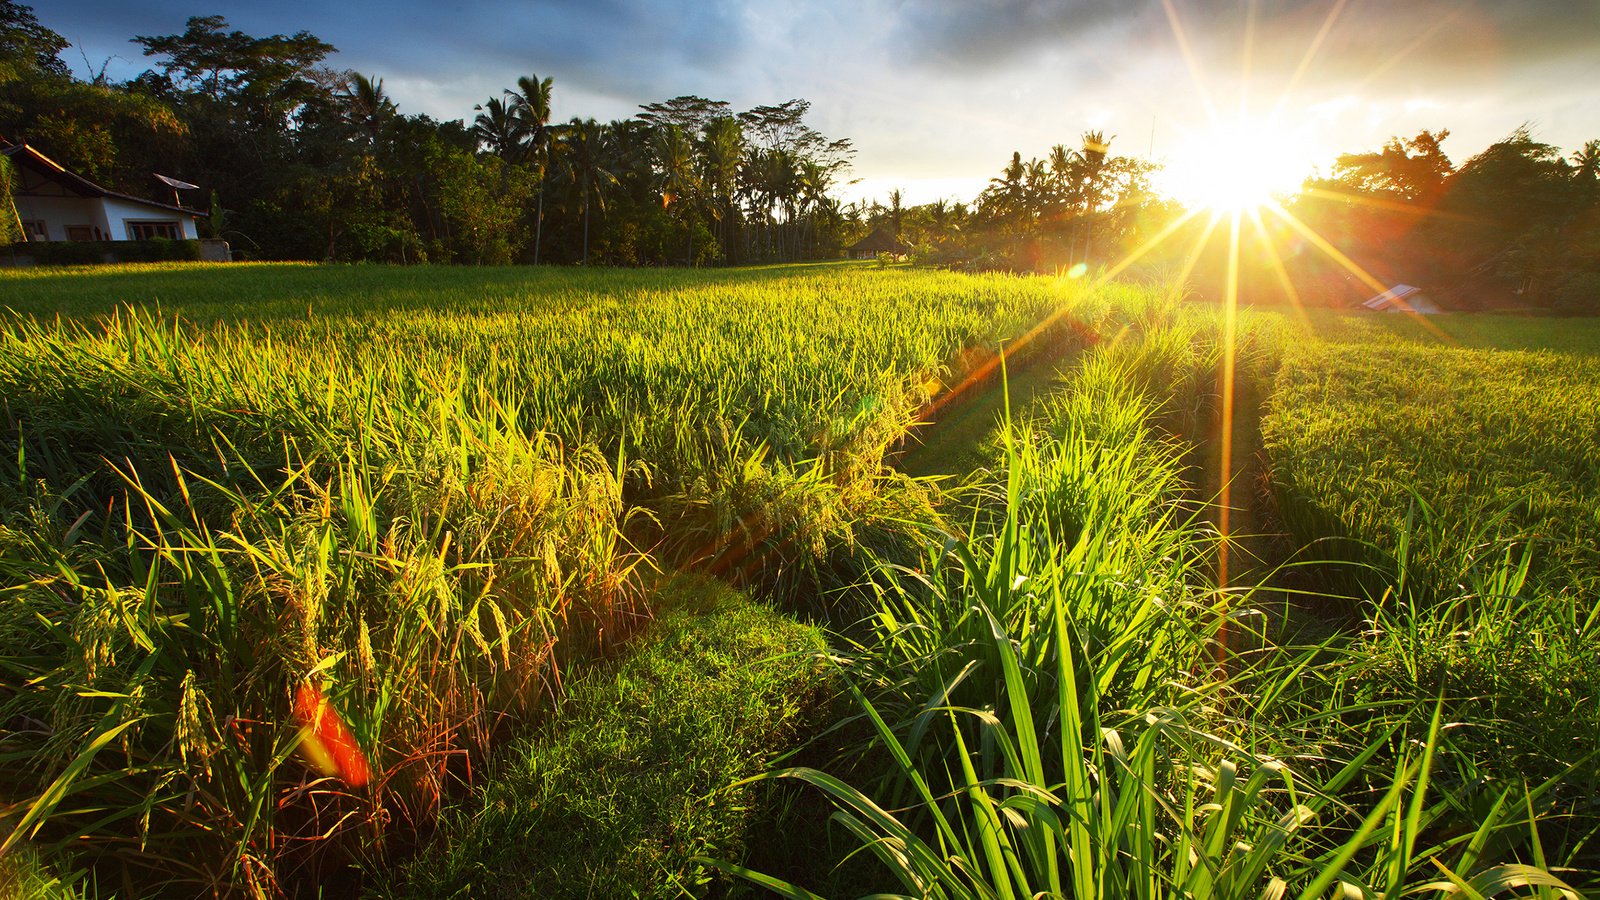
[[19, 220, 47, 242], [127, 220, 181, 240], [66, 225, 96, 242]]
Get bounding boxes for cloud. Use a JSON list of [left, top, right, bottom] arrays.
[[887, 0, 1166, 70], [27, 0, 1600, 206]]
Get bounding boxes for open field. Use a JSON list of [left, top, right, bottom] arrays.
[[2, 262, 1598, 897]]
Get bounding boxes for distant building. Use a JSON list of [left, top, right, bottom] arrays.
[[848, 228, 911, 260], [1361, 284, 1442, 314], [3, 142, 205, 243]]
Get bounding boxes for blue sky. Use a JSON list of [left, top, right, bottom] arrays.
[[38, 0, 1600, 205]]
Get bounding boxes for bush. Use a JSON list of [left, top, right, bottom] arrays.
[[4, 239, 204, 266], [1554, 270, 1600, 315]]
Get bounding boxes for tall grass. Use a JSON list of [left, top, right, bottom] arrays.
[[1263, 336, 1600, 603], [0, 263, 1138, 893], [721, 324, 1592, 897]]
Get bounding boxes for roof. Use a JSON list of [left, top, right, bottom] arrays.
[[849, 228, 911, 254], [1362, 283, 1424, 310], [2, 142, 207, 217]]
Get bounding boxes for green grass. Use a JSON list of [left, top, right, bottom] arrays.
[[729, 321, 1594, 897], [6, 262, 1599, 896], [1258, 312, 1600, 862], [0, 261, 1163, 893], [1264, 336, 1600, 600], [379, 575, 829, 899]]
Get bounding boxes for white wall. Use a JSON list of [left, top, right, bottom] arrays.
[[100, 197, 200, 240], [11, 195, 110, 241], [12, 194, 198, 241]]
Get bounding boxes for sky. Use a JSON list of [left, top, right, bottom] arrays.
[[37, 0, 1600, 207]]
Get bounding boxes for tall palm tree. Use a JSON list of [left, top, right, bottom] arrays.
[[1046, 143, 1077, 222], [797, 158, 836, 257], [1573, 140, 1600, 205], [700, 115, 744, 263], [655, 123, 700, 264], [557, 118, 618, 265], [1079, 130, 1113, 265], [509, 73, 556, 263]]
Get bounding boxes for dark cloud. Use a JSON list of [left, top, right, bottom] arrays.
[[37, 0, 757, 114], [885, 0, 1600, 86], [887, 0, 1166, 70], [24, 0, 1600, 204]]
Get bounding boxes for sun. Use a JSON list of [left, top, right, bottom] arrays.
[[1156, 115, 1318, 213]]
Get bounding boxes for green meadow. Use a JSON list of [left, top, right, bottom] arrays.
[[2, 262, 1597, 898]]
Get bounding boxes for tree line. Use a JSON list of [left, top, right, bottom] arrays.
[[844, 132, 1176, 276], [886, 121, 1600, 314], [0, 4, 860, 264], [1285, 127, 1600, 312]]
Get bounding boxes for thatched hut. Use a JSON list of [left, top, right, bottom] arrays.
[[848, 228, 911, 260]]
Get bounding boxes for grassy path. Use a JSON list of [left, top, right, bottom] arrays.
[[895, 348, 1074, 479]]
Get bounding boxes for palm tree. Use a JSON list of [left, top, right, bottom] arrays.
[[700, 116, 744, 263], [1573, 140, 1600, 206], [742, 147, 796, 260], [556, 118, 618, 265], [509, 73, 556, 263], [985, 152, 1027, 229], [655, 123, 700, 264], [472, 97, 527, 160], [1079, 130, 1113, 266], [797, 158, 836, 257], [339, 72, 396, 149]]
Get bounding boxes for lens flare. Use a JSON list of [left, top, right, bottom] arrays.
[[293, 682, 371, 787]]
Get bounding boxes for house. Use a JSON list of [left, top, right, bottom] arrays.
[[1361, 284, 1442, 314], [3, 142, 206, 244], [848, 228, 911, 260]]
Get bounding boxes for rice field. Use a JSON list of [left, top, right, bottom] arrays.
[[2, 262, 1597, 897]]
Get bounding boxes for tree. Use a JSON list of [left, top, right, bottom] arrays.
[[508, 73, 556, 263], [471, 96, 526, 160], [1077, 130, 1113, 265], [556, 118, 617, 265], [638, 95, 730, 134], [0, 151, 22, 244], [979, 152, 1027, 229], [0, 0, 67, 81], [134, 15, 334, 128], [654, 123, 700, 264], [339, 72, 395, 149], [434, 145, 532, 264], [1328, 130, 1453, 201], [699, 115, 744, 262]]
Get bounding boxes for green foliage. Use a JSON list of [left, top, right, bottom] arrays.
[[1555, 270, 1600, 315], [1263, 322, 1600, 602], [5, 238, 205, 265], [431, 147, 534, 265], [0, 262, 1125, 893], [0, 151, 19, 245], [385, 577, 829, 898], [0, 0, 68, 80], [729, 323, 1590, 896]]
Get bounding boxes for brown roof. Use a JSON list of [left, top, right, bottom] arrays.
[[2, 142, 207, 217], [849, 227, 911, 254]]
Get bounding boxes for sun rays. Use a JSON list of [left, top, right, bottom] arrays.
[[1095, 0, 1465, 593]]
